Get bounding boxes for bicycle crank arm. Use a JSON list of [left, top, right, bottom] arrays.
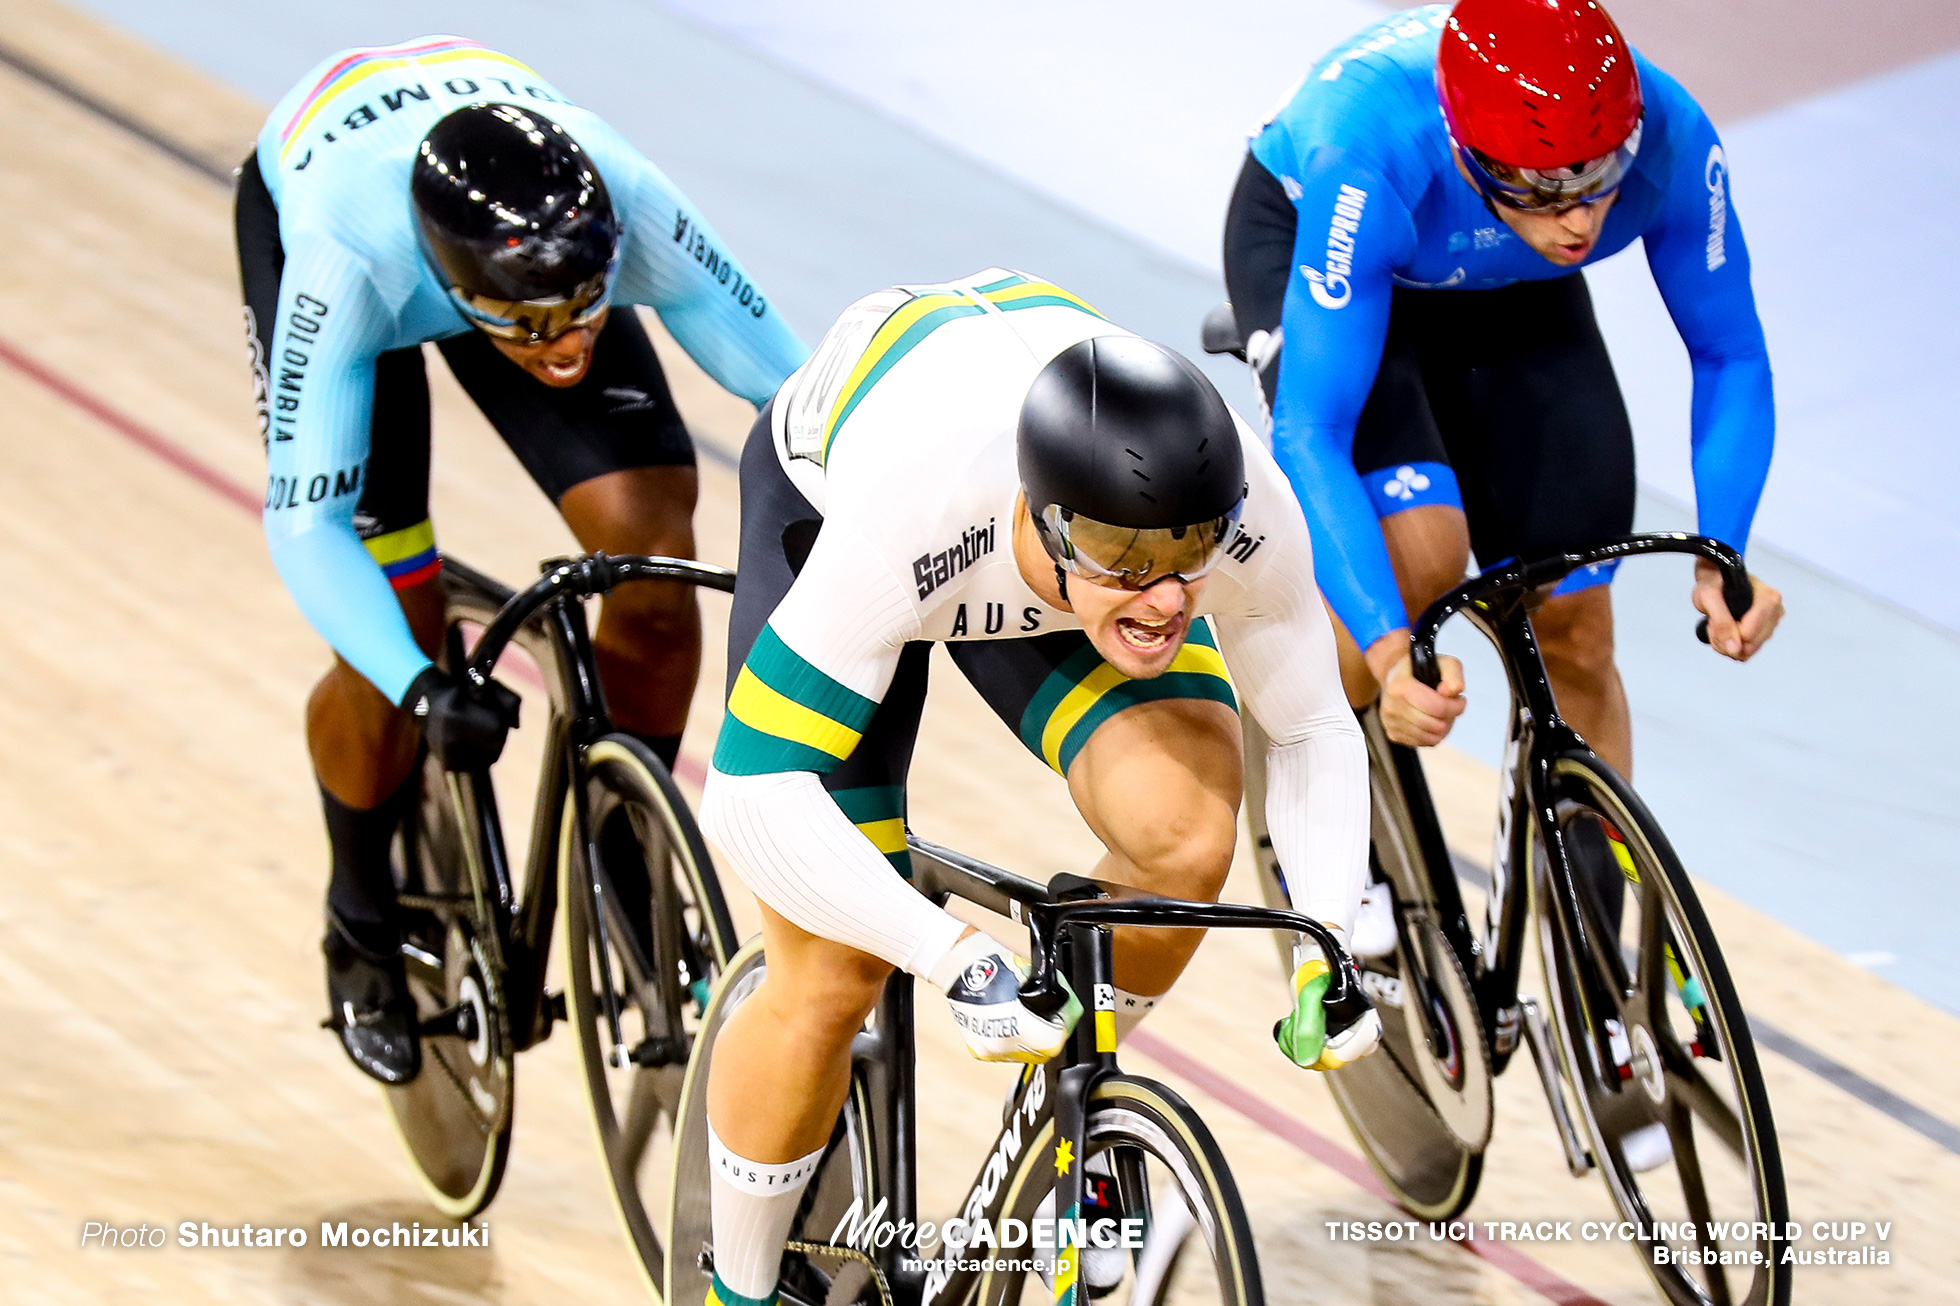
[[418, 1001, 481, 1043], [1518, 998, 1592, 1177]]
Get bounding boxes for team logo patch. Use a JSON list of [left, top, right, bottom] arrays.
[[964, 956, 1000, 992]]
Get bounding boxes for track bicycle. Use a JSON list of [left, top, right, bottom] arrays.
[[1202, 302, 1788, 1306], [383, 550, 739, 1299], [664, 835, 1374, 1306], [1244, 538, 1790, 1306]]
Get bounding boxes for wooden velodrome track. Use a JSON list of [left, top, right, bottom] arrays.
[[2, 3, 1957, 1302]]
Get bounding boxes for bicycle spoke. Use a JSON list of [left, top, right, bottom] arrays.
[[1666, 1098, 1734, 1306], [617, 1065, 677, 1174], [1666, 1060, 1745, 1157], [1636, 876, 1671, 1024]]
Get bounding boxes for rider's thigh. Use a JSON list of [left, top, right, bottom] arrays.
[[1378, 503, 1472, 616], [558, 464, 699, 556], [1066, 696, 1244, 898], [559, 465, 703, 643]]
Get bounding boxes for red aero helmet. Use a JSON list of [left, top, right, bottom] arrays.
[[1437, 0, 1642, 171]]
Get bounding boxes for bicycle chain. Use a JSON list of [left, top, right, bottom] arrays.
[[783, 1241, 893, 1306]]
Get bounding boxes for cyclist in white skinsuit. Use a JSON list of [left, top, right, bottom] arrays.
[[697, 269, 1378, 1306]]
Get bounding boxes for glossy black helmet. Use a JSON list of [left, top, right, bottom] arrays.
[[1018, 335, 1246, 589], [411, 103, 620, 342]]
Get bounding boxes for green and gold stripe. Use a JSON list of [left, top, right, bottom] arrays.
[[713, 624, 879, 776], [980, 276, 1105, 318], [1017, 621, 1237, 775], [822, 290, 987, 461], [831, 784, 910, 877], [708, 1274, 776, 1306]]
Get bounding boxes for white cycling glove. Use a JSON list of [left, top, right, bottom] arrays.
[[929, 932, 1079, 1064]]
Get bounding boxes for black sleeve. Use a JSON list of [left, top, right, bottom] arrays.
[[1222, 151, 1297, 342]]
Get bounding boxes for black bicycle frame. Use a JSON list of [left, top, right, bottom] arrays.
[[828, 835, 1350, 1306], [1404, 533, 1751, 1081], [433, 552, 736, 1053]]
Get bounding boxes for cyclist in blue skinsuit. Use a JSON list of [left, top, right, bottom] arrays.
[[234, 36, 806, 1084], [1224, 0, 1785, 790]]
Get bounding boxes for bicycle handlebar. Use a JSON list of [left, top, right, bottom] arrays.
[[905, 833, 1355, 1015], [1016, 895, 1355, 1016], [462, 552, 736, 690], [1409, 533, 1751, 690]]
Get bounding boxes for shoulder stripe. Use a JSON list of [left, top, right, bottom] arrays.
[[278, 41, 540, 160], [980, 280, 1105, 318], [821, 292, 986, 461]]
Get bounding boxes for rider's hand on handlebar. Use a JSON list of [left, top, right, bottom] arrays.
[[1368, 635, 1466, 748], [401, 665, 522, 772], [1692, 560, 1783, 662]]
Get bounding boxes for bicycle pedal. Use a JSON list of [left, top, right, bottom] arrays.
[[544, 989, 568, 1025]]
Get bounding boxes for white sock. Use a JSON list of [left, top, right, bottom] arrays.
[[1113, 987, 1159, 1042], [707, 1122, 826, 1301]]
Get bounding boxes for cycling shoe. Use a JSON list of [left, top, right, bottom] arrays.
[[322, 915, 422, 1086]]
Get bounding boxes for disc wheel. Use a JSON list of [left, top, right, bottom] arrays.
[[385, 748, 515, 1218], [1535, 751, 1790, 1306], [1325, 873, 1488, 1217], [563, 735, 738, 1303]]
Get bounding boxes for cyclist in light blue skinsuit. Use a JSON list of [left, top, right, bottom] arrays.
[[235, 35, 807, 1084], [1224, 0, 1785, 796]]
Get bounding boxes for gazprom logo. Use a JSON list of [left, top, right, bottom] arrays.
[[1704, 145, 1729, 271], [1301, 184, 1367, 309]]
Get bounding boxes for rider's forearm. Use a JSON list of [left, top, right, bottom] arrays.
[[266, 522, 432, 702], [700, 767, 966, 975], [1264, 729, 1370, 934], [1687, 351, 1774, 553], [1272, 421, 1409, 650], [1363, 627, 1412, 685]]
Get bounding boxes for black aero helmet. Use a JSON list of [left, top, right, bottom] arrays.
[[411, 103, 620, 342], [1019, 335, 1246, 589]]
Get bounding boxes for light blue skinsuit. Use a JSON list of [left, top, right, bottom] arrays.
[[253, 36, 807, 701]]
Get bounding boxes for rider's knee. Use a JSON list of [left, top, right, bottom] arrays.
[[1114, 790, 1240, 897], [1534, 592, 1617, 682], [597, 581, 699, 650], [763, 938, 892, 1041]]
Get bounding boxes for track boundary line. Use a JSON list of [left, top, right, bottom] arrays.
[[0, 39, 235, 183]]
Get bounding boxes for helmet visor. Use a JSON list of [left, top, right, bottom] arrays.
[[449, 263, 616, 344], [1037, 498, 1244, 590], [1458, 119, 1642, 213]]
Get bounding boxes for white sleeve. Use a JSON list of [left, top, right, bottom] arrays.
[[700, 517, 967, 977], [1214, 513, 1370, 935], [701, 769, 967, 975]]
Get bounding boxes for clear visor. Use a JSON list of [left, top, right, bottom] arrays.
[[449, 263, 615, 344], [1037, 498, 1244, 590], [1460, 119, 1642, 213]]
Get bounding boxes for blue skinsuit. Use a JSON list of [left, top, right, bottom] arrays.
[[253, 37, 808, 702], [1248, 6, 1773, 650]]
